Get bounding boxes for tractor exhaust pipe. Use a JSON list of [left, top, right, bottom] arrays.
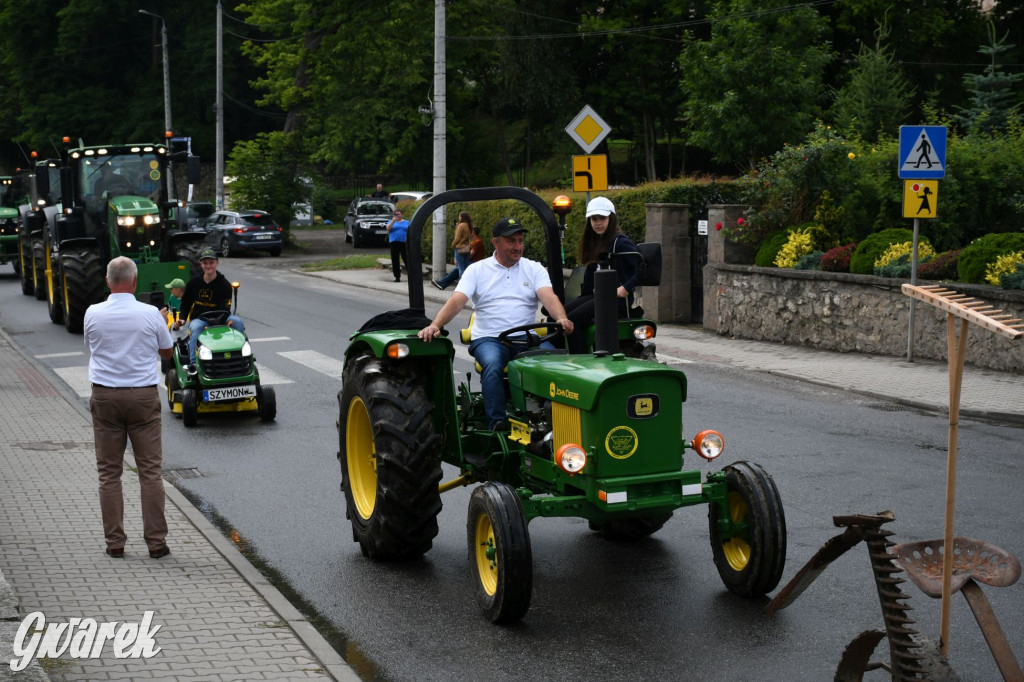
[[593, 256, 617, 355]]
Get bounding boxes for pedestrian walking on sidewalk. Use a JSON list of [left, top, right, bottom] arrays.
[[84, 257, 174, 560], [386, 209, 410, 282], [433, 211, 473, 290]]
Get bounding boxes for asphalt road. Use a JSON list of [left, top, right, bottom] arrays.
[[1, 243, 1021, 682]]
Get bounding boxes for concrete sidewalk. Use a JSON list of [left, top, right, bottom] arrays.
[[0, 326, 356, 680], [305, 265, 1024, 426]]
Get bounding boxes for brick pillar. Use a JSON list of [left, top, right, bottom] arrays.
[[643, 203, 691, 324], [707, 204, 755, 264]]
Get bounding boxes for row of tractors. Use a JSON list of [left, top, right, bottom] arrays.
[[3, 136, 205, 332]]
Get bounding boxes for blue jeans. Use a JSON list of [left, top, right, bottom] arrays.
[[437, 249, 471, 288], [469, 335, 554, 428], [187, 315, 245, 364]]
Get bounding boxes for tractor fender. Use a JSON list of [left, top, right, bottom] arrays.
[[344, 329, 455, 364]]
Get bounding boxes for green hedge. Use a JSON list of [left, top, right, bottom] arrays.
[[850, 228, 917, 275], [957, 232, 1024, 283]]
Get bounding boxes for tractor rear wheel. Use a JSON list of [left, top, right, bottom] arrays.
[[337, 352, 442, 560], [32, 238, 47, 301], [467, 482, 533, 624], [257, 385, 276, 421], [709, 461, 786, 597], [589, 513, 673, 541], [165, 368, 179, 410], [181, 389, 198, 427], [60, 247, 105, 334]]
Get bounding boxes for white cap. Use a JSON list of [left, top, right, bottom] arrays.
[[586, 196, 615, 218]]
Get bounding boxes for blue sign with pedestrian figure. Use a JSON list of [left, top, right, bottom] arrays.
[[899, 125, 946, 179]]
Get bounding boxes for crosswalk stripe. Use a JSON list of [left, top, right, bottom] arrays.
[[53, 366, 92, 398], [249, 336, 291, 343], [255, 365, 294, 386], [277, 350, 345, 381], [35, 352, 85, 359]]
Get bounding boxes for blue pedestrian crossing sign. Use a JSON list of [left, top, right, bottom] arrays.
[[899, 125, 946, 179]]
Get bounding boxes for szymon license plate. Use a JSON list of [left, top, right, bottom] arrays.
[[204, 385, 257, 402]]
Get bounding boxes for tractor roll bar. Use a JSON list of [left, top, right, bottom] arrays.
[[405, 187, 564, 311]]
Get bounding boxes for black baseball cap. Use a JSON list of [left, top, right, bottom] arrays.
[[492, 217, 526, 238]]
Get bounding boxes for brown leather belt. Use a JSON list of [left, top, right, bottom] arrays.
[[92, 384, 157, 390]]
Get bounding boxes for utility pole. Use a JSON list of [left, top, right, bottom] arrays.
[[431, 0, 447, 280], [216, 1, 224, 210], [139, 10, 175, 198]]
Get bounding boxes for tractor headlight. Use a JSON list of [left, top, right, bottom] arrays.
[[197, 346, 213, 361], [632, 324, 655, 340], [692, 430, 724, 460], [117, 216, 136, 227], [386, 342, 410, 359], [240, 341, 252, 357], [143, 214, 159, 225], [555, 443, 587, 474]]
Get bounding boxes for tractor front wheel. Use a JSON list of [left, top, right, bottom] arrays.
[[467, 482, 533, 624], [257, 385, 276, 421], [60, 247, 105, 334], [165, 368, 179, 410], [181, 389, 198, 427], [32, 238, 47, 301], [709, 461, 786, 597], [337, 352, 442, 560]]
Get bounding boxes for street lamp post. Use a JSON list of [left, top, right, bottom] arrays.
[[139, 9, 175, 198]]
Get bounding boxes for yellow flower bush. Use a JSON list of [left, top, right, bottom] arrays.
[[873, 241, 935, 269], [774, 228, 814, 268], [985, 251, 1024, 285]]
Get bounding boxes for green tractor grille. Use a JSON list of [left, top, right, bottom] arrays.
[[203, 355, 253, 379]]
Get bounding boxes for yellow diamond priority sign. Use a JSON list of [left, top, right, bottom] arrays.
[[903, 180, 938, 219], [565, 105, 611, 154]]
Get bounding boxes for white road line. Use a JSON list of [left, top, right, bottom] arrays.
[[249, 336, 291, 343], [277, 350, 345, 381], [35, 352, 85, 359], [255, 365, 294, 386], [657, 354, 693, 365], [53, 366, 92, 398]]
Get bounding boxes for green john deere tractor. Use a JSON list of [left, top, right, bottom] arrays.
[[42, 138, 205, 333], [337, 187, 786, 623], [0, 176, 23, 276], [15, 158, 62, 298]]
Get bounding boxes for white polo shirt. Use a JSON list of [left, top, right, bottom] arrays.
[[84, 293, 173, 387], [455, 255, 552, 340]]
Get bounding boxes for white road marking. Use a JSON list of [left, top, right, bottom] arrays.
[[249, 336, 291, 343], [255, 365, 294, 386], [53, 366, 92, 398], [35, 352, 85, 359], [278, 350, 345, 381], [657, 354, 693, 365]]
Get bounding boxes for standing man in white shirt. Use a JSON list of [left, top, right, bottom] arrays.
[[84, 257, 174, 559], [418, 217, 573, 430]]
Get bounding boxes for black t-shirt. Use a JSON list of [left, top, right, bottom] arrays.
[[179, 272, 233, 320]]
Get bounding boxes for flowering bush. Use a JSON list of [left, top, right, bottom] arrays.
[[821, 242, 857, 272], [986, 251, 1024, 285], [874, 241, 936, 269], [918, 249, 961, 280], [774, 228, 815, 268]]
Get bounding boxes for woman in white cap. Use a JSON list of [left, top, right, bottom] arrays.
[[564, 196, 640, 354]]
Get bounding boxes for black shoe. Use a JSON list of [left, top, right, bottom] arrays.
[[394, 277, 401, 282], [431, 279, 445, 290], [105, 547, 125, 558], [149, 546, 171, 559]]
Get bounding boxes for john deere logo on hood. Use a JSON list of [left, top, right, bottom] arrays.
[[548, 381, 579, 401]]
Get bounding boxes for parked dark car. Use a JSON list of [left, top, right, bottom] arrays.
[[202, 209, 283, 257], [344, 199, 394, 248]]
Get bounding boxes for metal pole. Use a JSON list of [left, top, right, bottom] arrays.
[[430, 0, 447, 284], [216, 1, 224, 210], [906, 218, 920, 362], [141, 10, 175, 198]]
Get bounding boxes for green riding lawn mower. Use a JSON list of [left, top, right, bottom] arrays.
[[165, 282, 276, 427], [337, 187, 786, 623], [39, 137, 205, 333]]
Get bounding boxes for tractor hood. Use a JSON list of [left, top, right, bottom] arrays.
[[508, 353, 687, 411], [0, 207, 18, 219], [108, 195, 158, 214], [197, 325, 247, 353]]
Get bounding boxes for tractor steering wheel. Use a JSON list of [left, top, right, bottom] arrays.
[[497, 322, 564, 350], [196, 309, 230, 326]]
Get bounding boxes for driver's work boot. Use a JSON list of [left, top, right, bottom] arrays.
[[186, 363, 198, 378]]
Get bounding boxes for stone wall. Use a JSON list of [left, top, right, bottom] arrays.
[[703, 263, 1024, 374]]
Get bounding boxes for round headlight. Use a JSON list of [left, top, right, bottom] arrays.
[[692, 430, 724, 460], [555, 443, 587, 474], [197, 346, 213, 361]]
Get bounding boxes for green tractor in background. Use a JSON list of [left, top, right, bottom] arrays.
[[0, 176, 24, 277], [42, 137, 205, 333], [337, 187, 786, 623], [14, 157, 62, 298]]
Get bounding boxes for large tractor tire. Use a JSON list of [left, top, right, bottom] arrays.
[[60, 247, 106, 334], [33, 238, 48, 301], [175, 241, 205, 277], [337, 352, 442, 560], [19, 236, 33, 296], [467, 482, 533, 624], [589, 513, 673, 542], [709, 461, 786, 597]]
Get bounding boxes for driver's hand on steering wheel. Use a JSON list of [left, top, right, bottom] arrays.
[[556, 318, 574, 335]]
